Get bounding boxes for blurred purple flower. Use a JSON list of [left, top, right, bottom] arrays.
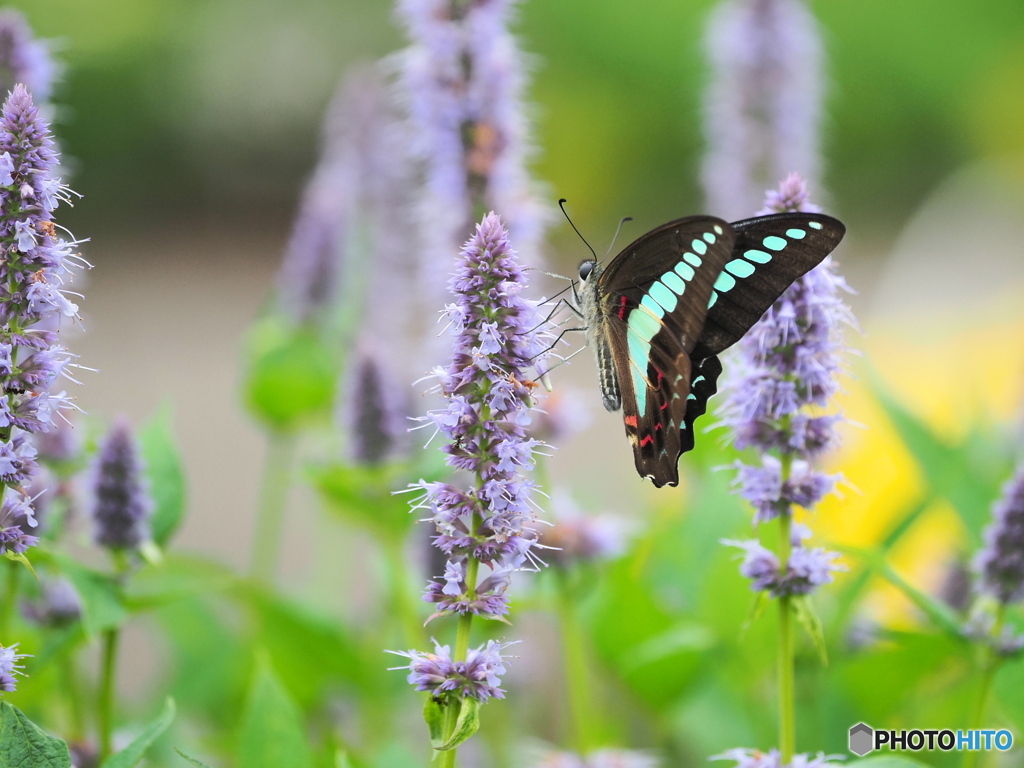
[[701, 0, 824, 219], [23, 576, 81, 626], [389, 638, 515, 702], [395, 0, 547, 305], [536, 491, 631, 568], [711, 748, 843, 768], [531, 749, 659, 768], [724, 524, 846, 598], [88, 419, 153, 552], [976, 464, 1024, 605], [0, 10, 57, 103], [0, 643, 29, 693], [342, 349, 406, 466]]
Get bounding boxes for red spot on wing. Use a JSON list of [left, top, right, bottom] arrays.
[[659, 401, 669, 411], [654, 368, 664, 386], [654, 423, 663, 431], [624, 415, 638, 428], [639, 434, 654, 447], [617, 295, 628, 320]]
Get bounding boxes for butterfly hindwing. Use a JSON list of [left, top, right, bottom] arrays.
[[679, 355, 723, 455], [694, 212, 845, 357], [597, 216, 736, 487]]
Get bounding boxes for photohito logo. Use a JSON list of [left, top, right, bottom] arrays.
[[848, 723, 1014, 757]]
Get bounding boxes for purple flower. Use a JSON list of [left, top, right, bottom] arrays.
[[976, 465, 1024, 605], [531, 749, 659, 768], [536, 491, 631, 567], [388, 638, 515, 702], [724, 525, 846, 598], [342, 350, 405, 466], [0, 643, 30, 693], [0, 10, 57, 103], [701, 0, 824, 220], [23, 577, 81, 626], [0, 493, 38, 555], [88, 419, 153, 551], [711, 749, 844, 768], [392, 213, 550, 702], [395, 0, 548, 307]]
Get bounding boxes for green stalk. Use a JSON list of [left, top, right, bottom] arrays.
[[963, 607, 1005, 768], [61, 654, 86, 741], [558, 572, 598, 754], [249, 431, 298, 581], [777, 453, 796, 765], [0, 559, 16, 641], [437, 556, 479, 768], [97, 628, 120, 763], [383, 537, 422, 648]]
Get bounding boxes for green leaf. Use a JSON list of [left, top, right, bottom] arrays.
[[237, 655, 312, 768], [435, 698, 480, 752], [54, 556, 126, 635], [124, 555, 236, 611], [0, 701, 71, 768], [174, 748, 215, 767], [3, 551, 37, 578], [139, 405, 187, 547], [792, 595, 828, 665], [310, 463, 416, 541], [244, 318, 337, 432], [423, 697, 445, 750], [101, 697, 176, 768]]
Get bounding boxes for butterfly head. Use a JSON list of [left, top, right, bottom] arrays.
[[577, 259, 600, 284]]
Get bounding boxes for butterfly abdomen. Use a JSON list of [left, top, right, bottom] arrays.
[[579, 262, 622, 412]]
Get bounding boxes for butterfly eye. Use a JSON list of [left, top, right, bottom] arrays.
[[578, 261, 595, 281]]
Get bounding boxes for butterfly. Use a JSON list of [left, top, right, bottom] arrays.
[[573, 212, 845, 487]]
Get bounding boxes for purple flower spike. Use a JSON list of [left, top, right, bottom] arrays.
[[0, 643, 30, 693], [976, 465, 1024, 605], [701, 0, 824, 219], [711, 748, 844, 768], [396, 0, 547, 306], [0, 10, 57, 103], [391, 213, 552, 704], [720, 176, 854, 595], [88, 419, 153, 552]]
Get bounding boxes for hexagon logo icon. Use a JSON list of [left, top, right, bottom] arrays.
[[849, 723, 874, 757]]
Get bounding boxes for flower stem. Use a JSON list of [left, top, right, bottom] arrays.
[[61, 653, 86, 741], [0, 559, 17, 640], [558, 573, 598, 753], [383, 537, 421, 648], [777, 453, 796, 765], [249, 431, 297, 581], [98, 628, 120, 763], [437, 557, 479, 768], [963, 607, 1005, 768]]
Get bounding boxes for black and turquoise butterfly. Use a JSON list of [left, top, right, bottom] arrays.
[[574, 212, 845, 487]]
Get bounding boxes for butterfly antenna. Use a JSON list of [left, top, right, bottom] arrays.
[[605, 216, 633, 258], [558, 198, 598, 262]]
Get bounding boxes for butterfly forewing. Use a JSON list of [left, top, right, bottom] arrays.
[[596, 216, 736, 487], [695, 212, 845, 357]]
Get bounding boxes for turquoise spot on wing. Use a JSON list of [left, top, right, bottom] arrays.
[[707, 291, 718, 308], [691, 239, 708, 255], [763, 235, 787, 251], [683, 252, 701, 268], [786, 228, 806, 239], [809, 221, 823, 230], [703, 232, 716, 244], [688, 393, 696, 400], [661, 270, 686, 294], [675, 262, 695, 281], [693, 375, 705, 385], [713, 224, 723, 235], [745, 249, 772, 264], [629, 302, 662, 341], [726, 259, 755, 278], [627, 331, 649, 413], [714, 272, 736, 292], [648, 281, 677, 313]]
